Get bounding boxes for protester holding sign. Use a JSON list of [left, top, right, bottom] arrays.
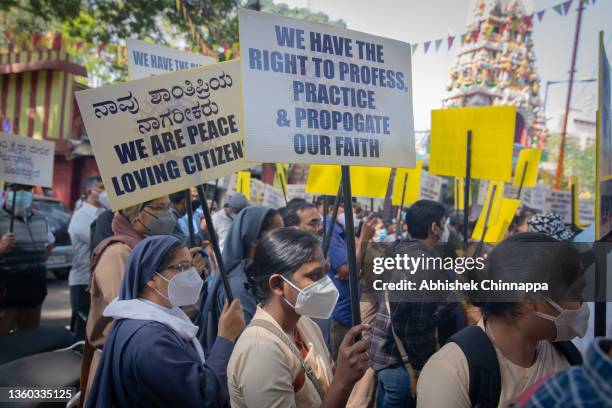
[[417, 233, 588, 408], [0, 183, 55, 334], [86, 235, 245, 408], [230, 228, 370, 408], [68, 176, 105, 340], [199, 205, 283, 353]]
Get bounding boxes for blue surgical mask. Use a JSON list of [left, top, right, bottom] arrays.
[[7, 191, 33, 215], [374, 228, 388, 242], [337, 213, 346, 227]]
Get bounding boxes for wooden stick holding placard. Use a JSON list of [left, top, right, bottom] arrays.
[[463, 130, 473, 251], [185, 190, 196, 248], [276, 165, 288, 206], [396, 173, 408, 241], [323, 186, 343, 259], [340, 165, 361, 328], [9, 188, 16, 233], [516, 162, 528, 199], [475, 184, 497, 256], [370, 198, 374, 214], [196, 185, 233, 302]]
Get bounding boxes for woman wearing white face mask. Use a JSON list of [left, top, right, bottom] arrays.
[[229, 228, 371, 408], [417, 233, 588, 408], [85, 235, 245, 407]]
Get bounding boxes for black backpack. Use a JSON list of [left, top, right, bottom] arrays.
[[448, 326, 582, 408]]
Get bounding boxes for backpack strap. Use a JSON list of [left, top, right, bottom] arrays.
[[250, 319, 325, 400], [552, 341, 583, 366], [448, 326, 501, 408]]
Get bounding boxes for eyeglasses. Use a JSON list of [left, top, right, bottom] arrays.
[[143, 203, 171, 212], [158, 261, 194, 272]]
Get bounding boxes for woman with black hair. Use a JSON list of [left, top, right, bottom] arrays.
[[417, 232, 590, 408], [228, 228, 371, 407]]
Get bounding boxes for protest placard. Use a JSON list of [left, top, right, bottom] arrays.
[[512, 148, 541, 188], [239, 9, 415, 168], [76, 60, 248, 210], [127, 39, 216, 79], [472, 181, 504, 240], [580, 199, 595, 224], [305, 164, 390, 197], [250, 178, 266, 204], [430, 106, 516, 182], [391, 162, 422, 206], [236, 171, 251, 197], [263, 184, 285, 208], [420, 171, 443, 202], [596, 31, 612, 239], [482, 198, 521, 243], [542, 189, 572, 224], [454, 177, 473, 210], [286, 184, 313, 202], [0, 132, 55, 188]]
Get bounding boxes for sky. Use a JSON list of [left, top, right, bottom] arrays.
[[274, 0, 612, 132]]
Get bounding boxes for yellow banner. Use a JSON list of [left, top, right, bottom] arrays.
[[570, 176, 586, 227], [236, 171, 251, 197], [482, 198, 521, 243], [512, 148, 541, 188], [392, 161, 423, 206], [454, 177, 473, 210], [472, 181, 504, 240], [305, 165, 391, 198], [430, 106, 516, 182]]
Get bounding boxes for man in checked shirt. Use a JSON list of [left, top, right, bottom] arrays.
[[369, 200, 456, 408]]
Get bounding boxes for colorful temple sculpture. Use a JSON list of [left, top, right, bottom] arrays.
[[444, 0, 547, 147]]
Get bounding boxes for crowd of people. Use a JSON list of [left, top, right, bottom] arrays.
[[0, 177, 610, 407]]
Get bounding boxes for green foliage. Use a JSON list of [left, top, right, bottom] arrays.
[[260, 0, 346, 28], [544, 133, 595, 194]]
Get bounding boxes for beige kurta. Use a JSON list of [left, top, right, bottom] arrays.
[[416, 322, 571, 408], [228, 306, 334, 408]]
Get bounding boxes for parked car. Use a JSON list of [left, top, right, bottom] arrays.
[[32, 196, 73, 280]]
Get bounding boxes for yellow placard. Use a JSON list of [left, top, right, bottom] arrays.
[[513, 148, 542, 188], [275, 163, 288, 189], [305, 165, 341, 195], [392, 161, 423, 206], [483, 198, 521, 243], [236, 171, 251, 197], [305, 165, 391, 198], [472, 181, 504, 240], [569, 176, 586, 228], [430, 106, 516, 182], [454, 177, 473, 210]]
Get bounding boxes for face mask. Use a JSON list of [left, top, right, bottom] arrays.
[[337, 213, 346, 227], [440, 225, 450, 243], [155, 267, 203, 307], [7, 191, 33, 216], [98, 191, 111, 210], [374, 228, 388, 242], [282, 275, 339, 319], [142, 210, 176, 236], [532, 299, 589, 341]]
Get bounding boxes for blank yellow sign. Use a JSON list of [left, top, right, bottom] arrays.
[[305, 165, 392, 198], [430, 106, 516, 182], [236, 171, 251, 198], [454, 177, 473, 210], [392, 161, 423, 206], [472, 181, 504, 240], [513, 148, 542, 188], [483, 198, 521, 243]]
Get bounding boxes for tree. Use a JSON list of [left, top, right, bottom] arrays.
[[260, 0, 346, 28], [545, 134, 595, 196]]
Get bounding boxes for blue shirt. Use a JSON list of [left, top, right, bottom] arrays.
[[522, 337, 612, 407], [327, 222, 352, 326]]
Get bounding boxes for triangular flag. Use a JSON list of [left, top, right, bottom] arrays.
[[537, 10, 546, 21], [411, 43, 418, 55], [471, 30, 479, 42], [563, 0, 573, 14], [523, 14, 533, 26], [553, 3, 564, 15], [424, 41, 431, 54], [499, 22, 507, 35], [447, 36, 455, 49], [435, 38, 443, 51], [460, 32, 467, 45]]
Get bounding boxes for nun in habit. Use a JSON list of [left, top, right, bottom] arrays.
[[86, 235, 234, 407]]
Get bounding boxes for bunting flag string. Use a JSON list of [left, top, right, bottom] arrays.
[[408, 0, 593, 57]]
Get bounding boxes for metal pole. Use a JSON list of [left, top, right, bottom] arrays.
[[340, 165, 361, 327], [396, 173, 408, 241], [516, 161, 528, 199], [555, 0, 585, 188], [9, 188, 17, 233], [185, 190, 196, 247], [464, 130, 473, 251], [322, 195, 328, 251], [197, 185, 233, 302], [323, 186, 343, 259]]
